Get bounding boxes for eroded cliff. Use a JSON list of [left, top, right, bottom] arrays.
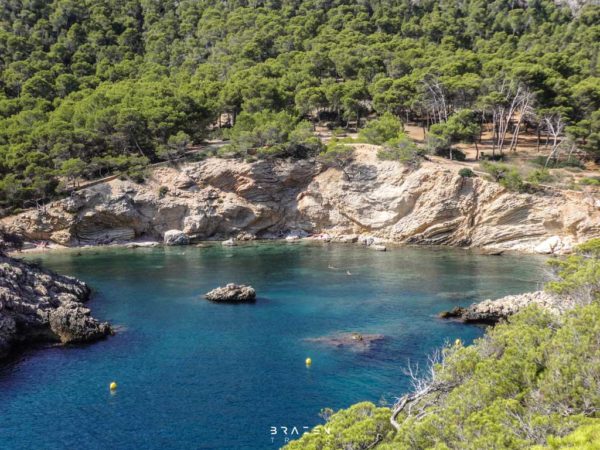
[[3, 146, 598, 254]]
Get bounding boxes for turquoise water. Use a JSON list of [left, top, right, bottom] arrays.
[[0, 243, 547, 449]]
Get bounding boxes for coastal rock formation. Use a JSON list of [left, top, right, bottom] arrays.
[[163, 229, 189, 246], [439, 290, 575, 324], [204, 283, 256, 303], [2, 146, 599, 254], [306, 332, 385, 352], [0, 254, 111, 359]]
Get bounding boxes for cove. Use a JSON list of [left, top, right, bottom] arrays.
[[0, 243, 547, 449]]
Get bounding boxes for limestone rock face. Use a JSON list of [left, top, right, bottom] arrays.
[[2, 147, 598, 253], [204, 284, 256, 303], [439, 290, 574, 324], [0, 255, 111, 360], [163, 229, 189, 246]]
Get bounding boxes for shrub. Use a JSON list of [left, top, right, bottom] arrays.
[[359, 112, 404, 145], [579, 177, 600, 186], [530, 155, 584, 169], [480, 161, 525, 192], [377, 135, 423, 169], [540, 421, 600, 449], [527, 168, 554, 185], [458, 168, 475, 178], [319, 141, 355, 178], [284, 402, 392, 450], [158, 186, 169, 198]]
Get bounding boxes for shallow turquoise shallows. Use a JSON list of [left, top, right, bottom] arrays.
[[0, 243, 547, 449]]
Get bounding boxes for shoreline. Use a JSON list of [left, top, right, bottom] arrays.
[[9, 235, 546, 257]]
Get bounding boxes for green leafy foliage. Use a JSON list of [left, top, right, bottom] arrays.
[[284, 402, 392, 450], [428, 110, 481, 160], [539, 421, 600, 449], [480, 161, 526, 192], [359, 112, 404, 145], [377, 135, 423, 169], [223, 111, 322, 158], [0, 0, 598, 211], [526, 168, 554, 185], [458, 168, 475, 178], [546, 238, 600, 301], [319, 141, 355, 177]]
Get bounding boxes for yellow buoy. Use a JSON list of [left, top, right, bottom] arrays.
[[109, 381, 117, 391], [454, 339, 462, 346], [305, 357, 312, 366]]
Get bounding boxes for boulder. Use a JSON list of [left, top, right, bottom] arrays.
[[164, 229, 189, 246], [371, 244, 387, 251], [222, 238, 237, 247], [204, 283, 256, 303]]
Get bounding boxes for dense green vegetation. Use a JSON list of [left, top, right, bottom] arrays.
[[286, 238, 600, 449], [1, 0, 599, 211]]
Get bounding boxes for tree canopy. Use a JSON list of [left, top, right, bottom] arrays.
[[1, 0, 599, 210]]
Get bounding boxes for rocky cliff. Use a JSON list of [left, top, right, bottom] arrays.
[[0, 254, 111, 360], [2, 146, 599, 254]]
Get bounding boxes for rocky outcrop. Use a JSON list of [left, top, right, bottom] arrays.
[[2, 146, 599, 254], [439, 290, 575, 324], [204, 283, 256, 303], [0, 254, 111, 359], [163, 229, 189, 246]]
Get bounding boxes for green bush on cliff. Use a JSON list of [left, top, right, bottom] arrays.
[[377, 136, 423, 169], [284, 402, 392, 450], [480, 162, 526, 192], [359, 113, 404, 145], [537, 420, 600, 449], [546, 238, 600, 302]]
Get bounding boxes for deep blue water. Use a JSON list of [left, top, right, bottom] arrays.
[[0, 243, 547, 449]]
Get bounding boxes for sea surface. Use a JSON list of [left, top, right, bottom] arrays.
[[0, 243, 548, 449]]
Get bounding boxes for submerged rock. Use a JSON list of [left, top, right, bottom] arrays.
[[305, 332, 385, 352], [163, 229, 189, 246], [204, 283, 256, 303], [439, 290, 574, 324], [0, 254, 111, 360], [371, 244, 387, 251]]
